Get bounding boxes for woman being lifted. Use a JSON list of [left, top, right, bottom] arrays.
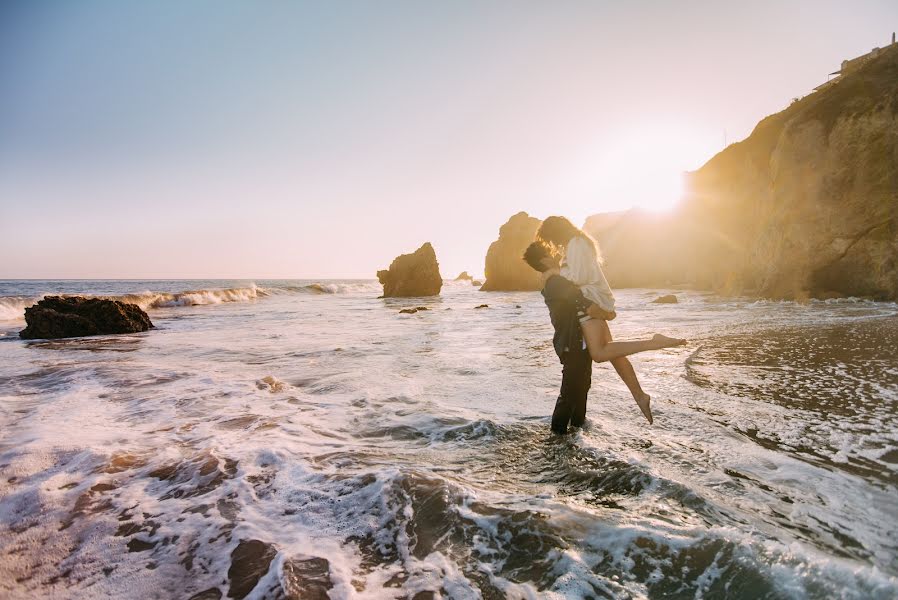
[[536, 216, 687, 424]]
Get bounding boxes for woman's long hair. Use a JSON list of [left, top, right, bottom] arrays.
[[536, 216, 603, 264]]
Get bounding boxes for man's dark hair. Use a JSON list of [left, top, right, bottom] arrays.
[[523, 241, 554, 272]]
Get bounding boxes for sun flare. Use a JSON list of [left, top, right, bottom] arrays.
[[566, 123, 718, 216]]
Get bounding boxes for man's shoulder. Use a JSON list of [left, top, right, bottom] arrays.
[[543, 274, 574, 294]]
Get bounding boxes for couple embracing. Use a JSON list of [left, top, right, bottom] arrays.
[[523, 216, 686, 434]]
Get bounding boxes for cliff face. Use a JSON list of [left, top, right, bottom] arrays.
[[481, 211, 543, 291], [585, 43, 898, 300]]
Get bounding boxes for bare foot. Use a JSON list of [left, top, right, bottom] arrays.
[[651, 333, 686, 349], [635, 393, 653, 424]]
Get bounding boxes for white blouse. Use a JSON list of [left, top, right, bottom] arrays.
[[560, 236, 615, 312]]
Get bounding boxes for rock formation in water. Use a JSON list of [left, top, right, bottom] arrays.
[[20, 296, 154, 340], [584, 42, 898, 300], [652, 294, 678, 304], [481, 211, 543, 291], [455, 271, 473, 281], [377, 243, 443, 297]]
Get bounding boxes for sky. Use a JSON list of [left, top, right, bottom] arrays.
[[1, 1, 896, 279]]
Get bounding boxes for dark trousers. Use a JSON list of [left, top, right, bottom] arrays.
[[551, 348, 592, 434]]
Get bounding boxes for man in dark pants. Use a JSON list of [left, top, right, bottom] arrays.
[[523, 242, 610, 434]]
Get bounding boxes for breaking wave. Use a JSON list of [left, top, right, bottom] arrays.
[[117, 285, 270, 309], [0, 297, 37, 322], [0, 282, 388, 322], [0, 286, 270, 322], [278, 282, 383, 295]]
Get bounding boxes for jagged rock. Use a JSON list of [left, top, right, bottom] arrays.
[[227, 540, 278, 600], [455, 271, 473, 281], [377, 243, 442, 297], [19, 296, 153, 340], [481, 212, 543, 291], [584, 43, 898, 300], [652, 294, 678, 304]]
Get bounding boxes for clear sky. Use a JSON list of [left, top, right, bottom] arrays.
[[2, 1, 896, 279]]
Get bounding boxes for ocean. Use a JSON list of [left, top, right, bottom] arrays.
[[0, 279, 896, 599]]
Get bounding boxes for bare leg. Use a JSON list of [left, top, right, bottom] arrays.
[[582, 319, 655, 423], [581, 319, 685, 364]]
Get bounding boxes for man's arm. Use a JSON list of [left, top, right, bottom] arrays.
[[543, 274, 594, 312]]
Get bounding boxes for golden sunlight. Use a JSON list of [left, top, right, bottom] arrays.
[[566, 122, 718, 215]]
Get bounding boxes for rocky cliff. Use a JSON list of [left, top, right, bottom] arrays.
[[585, 43, 898, 300], [481, 211, 543, 291]]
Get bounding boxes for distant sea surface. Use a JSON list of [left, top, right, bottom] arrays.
[[1, 279, 896, 599]]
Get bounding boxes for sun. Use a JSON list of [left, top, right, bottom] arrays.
[[631, 166, 686, 213], [562, 122, 716, 215]]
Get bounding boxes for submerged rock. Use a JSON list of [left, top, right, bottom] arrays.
[[652, 294, 678, 304], [282, 556, 333, 599], [474, 304, 489, 309], [19, 296, 153, 340], [227, 539, 278, 600], [481, 212, 543, 291], [377, 243, 443, 297]]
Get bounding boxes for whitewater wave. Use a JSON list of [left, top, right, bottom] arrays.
[[118, 285, 269, 309], [276, 282, 383, 295], [0, 286, 270, 322], [0, 282, 389, 322], [0, 296, 39, 322]]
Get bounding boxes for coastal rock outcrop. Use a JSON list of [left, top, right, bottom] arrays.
[[481, 211, 543, 291], [377, 243, 443, 297], [455, 271, 473, 281], [652, 294, 678, 304], [584, 42, 898, 300], [20, 296, 154, 340]]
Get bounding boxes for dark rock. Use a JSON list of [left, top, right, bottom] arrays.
[[399, 307, 429, 314], [474, 304, 489, 309], [454, 271, 473, 281], [20, 296, 153, 340], [126, 538, 156, 552], [377, 243, 443, 297], [227, 539, 278, 600], [481, 212, 543, 291], [471, 280, 483, 286], [652, 294, 678, 304], [282, 557, 333, 600]]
